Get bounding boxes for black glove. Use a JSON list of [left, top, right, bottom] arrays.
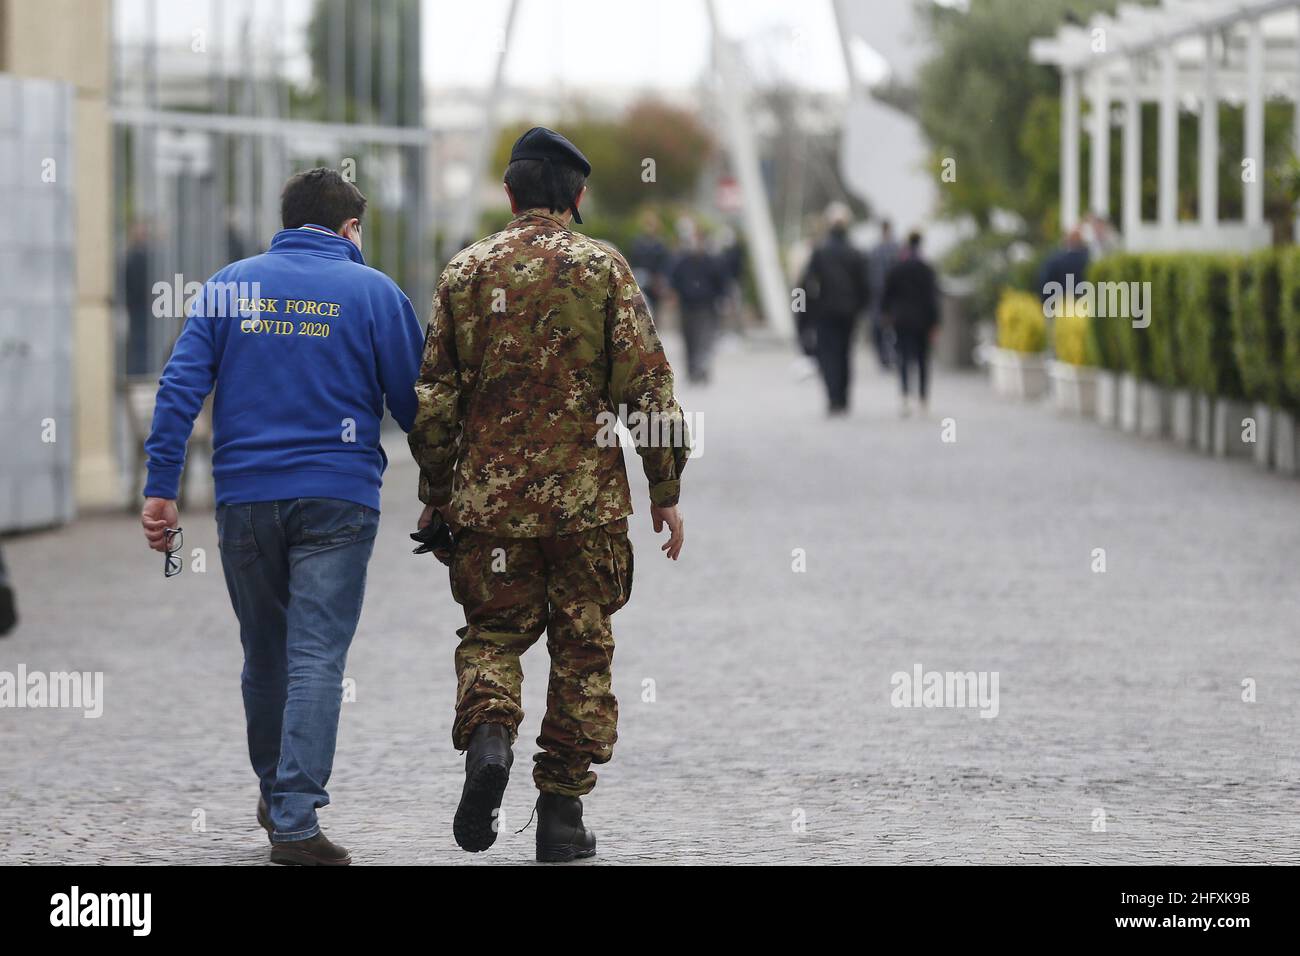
[[410, 511, 456, 565]]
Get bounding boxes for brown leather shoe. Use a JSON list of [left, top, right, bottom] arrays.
[[269, 832, 352, 866], [256, 797, 273, 840]]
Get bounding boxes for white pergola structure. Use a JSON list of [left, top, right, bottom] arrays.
[[1032, 0, 1300, 251]]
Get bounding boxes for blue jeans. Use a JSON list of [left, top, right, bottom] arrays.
[[216, 498, 379, 842]]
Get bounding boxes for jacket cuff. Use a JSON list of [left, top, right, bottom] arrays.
[[649, 479, 680, 507], [143, 467, 181, 501], [419, 469, 450, 508]]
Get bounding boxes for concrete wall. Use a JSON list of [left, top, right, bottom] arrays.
[[1, 0, 118, 512], [0, 74, 77, 531]]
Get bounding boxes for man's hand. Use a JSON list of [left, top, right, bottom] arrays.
[[418, 503, 437, 530], [141, 497, 179, 552], [419, 503, 460, 537], [651, 504, 684, 561]]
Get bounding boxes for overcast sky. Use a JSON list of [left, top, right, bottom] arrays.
[[116, 0, 854, 93], [425, 0, 848, 91]]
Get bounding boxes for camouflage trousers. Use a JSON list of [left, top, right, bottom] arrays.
[[449, 518, 633, 796]]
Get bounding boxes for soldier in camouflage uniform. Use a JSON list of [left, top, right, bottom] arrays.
[[409, 127, 690, 862]]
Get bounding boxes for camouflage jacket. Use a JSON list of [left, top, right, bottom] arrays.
[[409, 209, 690, 538]]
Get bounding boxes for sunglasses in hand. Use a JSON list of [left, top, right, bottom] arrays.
[[164, 527, 184, 578]]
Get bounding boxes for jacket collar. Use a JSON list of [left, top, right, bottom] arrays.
[[511, 208, 570, 230], [268, 224, 366, 264]]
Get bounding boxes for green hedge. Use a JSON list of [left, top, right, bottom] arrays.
[[1085, 256, 1125, 372], [1112, 254, 1151, 380], [1089, 250, 1249, 401], [1229, 250, 1283, 406], [1172, 254, 1242, 400], [1086, 252, 1177, 383], [1143, 254, 1181, 389], [1271, 249, 1300, 410]]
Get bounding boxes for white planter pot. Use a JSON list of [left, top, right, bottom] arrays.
[[987, 347, 1013, 397], [1137, 382, 1167, 439], [1094, 369, 1119, 427], [1118, 373, 1140, 433], [1195, 394, 1214, 454], [988, 347, 1048, 401], [1251, 402, 1274, 469], [1213, 398, 1253, 459], [1047, 360, 1097, 415], [1170, 389, 1195, 447], [1275, 409, 1299, 476]]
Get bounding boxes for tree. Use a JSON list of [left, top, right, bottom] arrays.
[[916, 0, 1127, 237], [492, 100, 714, 218], [304, 0, 421, 125]]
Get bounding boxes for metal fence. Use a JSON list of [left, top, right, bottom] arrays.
[[110, 0, 433, 377]]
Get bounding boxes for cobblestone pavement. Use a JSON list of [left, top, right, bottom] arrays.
[[3, 338, 1299, 865]]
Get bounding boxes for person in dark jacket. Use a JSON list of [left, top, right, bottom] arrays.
[[628, 211, 672, 316], [800, 203, 870, 415], [139, 168, 425, 866], [0, 546, 16, 637], [881, 230, 940, 416], [122, 220, 155, 376], [668, 218, 728, 384], [1036, 227, 1089, 304], [866, 219, 899, 369]]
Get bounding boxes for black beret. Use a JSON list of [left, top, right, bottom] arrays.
[[509, 126, 591, 176]]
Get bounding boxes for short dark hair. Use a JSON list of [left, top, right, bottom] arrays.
[[504, 159, 586, 215], [280, 167, 367, 231], [907, 230, 923, 250]]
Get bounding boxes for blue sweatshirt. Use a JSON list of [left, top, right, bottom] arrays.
[[144, 225, 425, 511]]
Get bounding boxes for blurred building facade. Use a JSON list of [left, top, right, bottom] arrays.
[[1, 0, 432, 528], [1033, 0, 1300, 252], [0, 0, 116, 524]]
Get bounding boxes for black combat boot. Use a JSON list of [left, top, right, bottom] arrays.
[[0, 553, 16, 637], [453, 722, 513, 852], [535, 792, 596, 863]]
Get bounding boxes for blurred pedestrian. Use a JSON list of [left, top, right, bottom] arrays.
[[0, 546, 16, 636], [1081, 212, 1119, 260], [1037, 226, 1090, 303], [121, 220, 154, 376], [882, 230, 940, 417], [669, 217, 728, 384], [867, 219, 900, 369], [139, 168, 425, 865], [800, 202, 870, 416], [629, 210, 671, 316], [711, 224, 744, 333]]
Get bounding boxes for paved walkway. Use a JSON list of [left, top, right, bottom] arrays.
[[2, 339, 1299, 864]]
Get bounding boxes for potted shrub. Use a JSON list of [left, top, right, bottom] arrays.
[[1227, 252, 1279, 464], [1277, 247, 1300, 476], [1047, 299, 1097, 415], [1172, 254, 1245, 456], [1110, 253, 1151, 434], [1086, 256, 1124, 426], [1143, 253, 1197, 447], [1141, 254, 1180, 441], [990, 288, 1048, 400]]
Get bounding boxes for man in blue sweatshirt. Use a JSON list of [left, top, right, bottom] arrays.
[[140, 168, 424, 866]]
